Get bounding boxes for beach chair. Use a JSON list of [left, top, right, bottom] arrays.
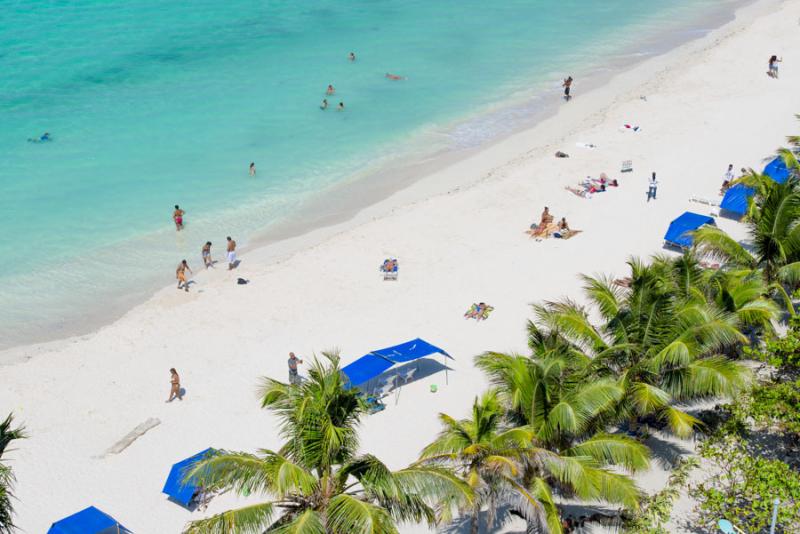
[[717, 519, 746, 534], [365, 395, 386, 414], [621, 160, 633, 173], [398, 367, 417, 385], [380, 259, 398, 281]]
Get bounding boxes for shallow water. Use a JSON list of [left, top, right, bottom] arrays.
[[0, 0, 735, 348]]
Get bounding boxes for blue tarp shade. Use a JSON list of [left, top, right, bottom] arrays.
[[341, 338, 451, 387], [720, 184, 754, 215], [162, 448, 215, 507], [764, 156, 791, 183], [48, 506, 130, 534], [664, 212, 715, 248]]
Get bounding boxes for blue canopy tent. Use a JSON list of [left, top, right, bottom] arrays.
[[48, 506, 130, 534], [720, 157, 792, 218], [763, 156, 791, 183], [664, 212, 715, 249], [720, 184, 754, 216], [162, 448, 216, 508], [341, 338, 452, 388]]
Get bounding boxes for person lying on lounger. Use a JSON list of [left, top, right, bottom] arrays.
[[381, 258, 397, 272]]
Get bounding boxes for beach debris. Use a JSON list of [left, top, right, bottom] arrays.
[[97, 417, 160, 458], [621, 160, 633, 173], [555, 151, 570, 158], [576, 142, 597, 149]]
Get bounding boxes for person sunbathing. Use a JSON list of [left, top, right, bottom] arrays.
[[465, 302, 493, 321], [539, 206, 554, 225], [381, 259, 397, 272]]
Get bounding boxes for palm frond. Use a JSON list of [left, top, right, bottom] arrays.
[[566, 434, 650, 472], [183, 502, 275, 534], [326, 494, 398, 534]]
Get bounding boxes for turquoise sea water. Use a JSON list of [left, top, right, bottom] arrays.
[[0, 0, 735, 348]]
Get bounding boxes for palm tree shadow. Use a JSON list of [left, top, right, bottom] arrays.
[[437, 504, 518, 533], [642, 432, 693, 470]]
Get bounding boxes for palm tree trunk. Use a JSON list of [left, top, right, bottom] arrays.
[[471, 504, 481, 534]]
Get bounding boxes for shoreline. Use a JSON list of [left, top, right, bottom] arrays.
[[0, 0, 751, 356], [2, 0, 798, 530]]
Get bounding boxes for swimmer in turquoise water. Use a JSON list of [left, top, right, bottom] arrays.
[[337, 102, 345, 111], [320, 98, 328, 110], [28, 132, 52, 143]]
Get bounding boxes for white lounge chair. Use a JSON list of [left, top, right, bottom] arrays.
[[621, 160, 633, 173], [398, 367, 417, 385]]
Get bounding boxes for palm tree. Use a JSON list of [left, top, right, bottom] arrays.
[[527, 258, 750, 437], [0, 414, 26, 534], [695, 174, 800, 287], [184, 353, 470, 534], [417, 390, 645, 534]]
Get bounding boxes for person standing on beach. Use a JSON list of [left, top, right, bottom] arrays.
[[167, 368, 183, 402], [249, 162, 256, 176], [176, 260, 192, 291], [226, 236, 237, 270], [647, 172, 658, 202], [173, 205, 185, 231], [288, 352, 304, 385], [768, 55, 782, 78], [202, 242, 213, 268], [562, 76, 573, 101], [724, 164, 735, 183]]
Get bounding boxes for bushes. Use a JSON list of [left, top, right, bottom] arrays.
[[692, 436, 800, 533]]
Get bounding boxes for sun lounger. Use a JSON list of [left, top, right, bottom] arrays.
[[621, 160, 633, 173], [398, 367, 417, 385]]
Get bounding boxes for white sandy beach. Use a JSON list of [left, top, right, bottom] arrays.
[[2, 0, 799, 531]]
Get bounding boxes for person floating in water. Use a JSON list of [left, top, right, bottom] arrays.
[[326, 84, 335, 95], [385, 73, 405, 80], [348, 52, 356, 61], [28, 132, 52, 143], [320, 98, 328, 110], [337, 102, 345, 111], [562, 76, 573, 101], [173, 205, 185, 231], [249, 162, 256, 176]]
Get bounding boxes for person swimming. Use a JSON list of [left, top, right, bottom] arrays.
[[337, 102, 345, 111], [385, 73, 404, 80], [349, 52, 356, 61], [326, 84, 335, 95], [320, 98, 328, 110], [28, 132, 52, 143]]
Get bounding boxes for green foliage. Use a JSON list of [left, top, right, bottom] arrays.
[[625, 456, 698, 534], [0, 413, 26, 534], [692, 436, 800, 533], [185, 353, 470, 534], [748, 381, 800, 436], [746, 316, 800, 370]]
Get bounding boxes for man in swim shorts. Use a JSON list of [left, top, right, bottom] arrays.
[[173, 205, 185, 231], [226, 236, 237, 270], [563, 76, 573, 100], [176, 260, 192, 291], [288, 352, 304, 385], [202, 242, 213, 268]]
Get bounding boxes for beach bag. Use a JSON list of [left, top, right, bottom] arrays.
[[237, 278, 249, 285]]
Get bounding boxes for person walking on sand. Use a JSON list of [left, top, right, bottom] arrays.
[[202, 241, 213, 268], [647, 172, 658, 202], [166, 368, 183, 402], [562, 76, 573, 101], [288, 352, 304, 385], [226, 236, 237, 270], [249, 162, 256, 176], [768, 55, 782, 78], [176, 259, 192, 291], [724, 164, 735, 183], [173, 205, 185, 230]]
